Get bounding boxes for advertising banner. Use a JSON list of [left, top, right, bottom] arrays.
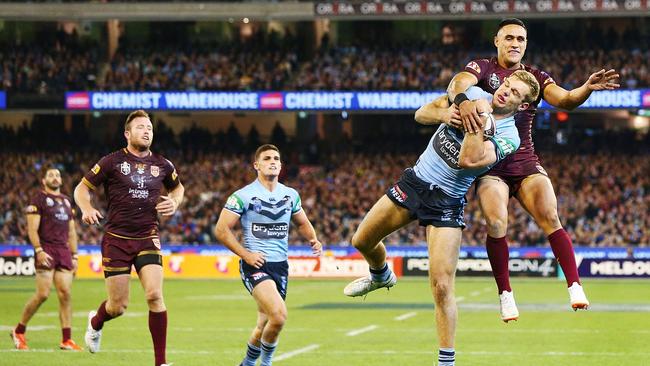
[[64, 89, 649, 112], [403, 257, 557, 277], [0, 256, 35, 277], [314, 0, 649, 17], [578, 259, 650, 278], [0, 91, 5, 109], [288, 256, 401, 278]]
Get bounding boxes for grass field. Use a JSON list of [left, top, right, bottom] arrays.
[[1, 277, 649, 366]]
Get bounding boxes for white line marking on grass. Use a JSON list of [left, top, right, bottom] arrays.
[[0, 325, 56, 331], [346, 325, 378, 336], [394, 312, 417, 321], [184, 294, 249, 300], [455, 296, 466, 302], [274, 344, 320, 361]]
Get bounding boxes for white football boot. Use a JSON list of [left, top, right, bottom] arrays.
[[568, 282, 590, 310], [499, 290, 519, 323], [344, 271, 397, 297], [84, 310, 102, 353]]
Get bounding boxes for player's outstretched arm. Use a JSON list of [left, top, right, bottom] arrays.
[[73, 182, 103, 225], [214, 209, 265, 268], [291, 210, 322, 256], [447, 71, 483, 134], [544, 69, 620, 110], [414, 95, 461, 127]]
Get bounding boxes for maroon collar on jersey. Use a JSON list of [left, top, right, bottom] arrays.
[[122, 148, 153, 159]]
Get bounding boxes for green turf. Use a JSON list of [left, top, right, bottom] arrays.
[[1, 277, 649, 365]]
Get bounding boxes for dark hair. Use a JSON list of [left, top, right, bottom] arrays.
[[254, 144, 280, 161], [40, 165, 60, 179], [497, 18, 527, 34], [125, 109, 150, 131]]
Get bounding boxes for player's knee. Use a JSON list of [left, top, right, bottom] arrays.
[[351, 231, 373, 252], [431, 276, 454, 302], [485, 215, 507, 237], [57, 288, 71, 302], [145, 289, 163, 304], [35, 291, 50, 304], [107, 301, 128, 317], [268, 308, 287, 326], [538, 209, 561, 231]]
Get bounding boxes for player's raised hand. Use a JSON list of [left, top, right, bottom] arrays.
[[459, 100, 483, 134], [81, 207, 103, 225], [156, 195, 178, 216], [244, 251, 265, 269], [586, 69, 620, 90], [36, 250, 53, 268], [310, 239, 323, 256]]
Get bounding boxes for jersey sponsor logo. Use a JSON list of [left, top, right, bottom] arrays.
[[489, 73, 501, 89], [150, 165, 160, 177], [136, 163, 146, 175], [252, 222, 289, 239], [55, 206, 70, 221], [249, 196, 293, 220], [152, 238, 161, 249], [120, 161, 131, 175], [251, 271, 268, 281], [25, 205, 38, 214], [389, 184, 408, 203], [226, 195, 243, 211], [46, 197, 54, 207], [91, 164, 101, 175], [466, 61, 481, 74], [440, 209, 454, 222], [432, 126, 462, 169]]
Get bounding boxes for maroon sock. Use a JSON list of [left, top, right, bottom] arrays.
[[91, 301, 115, 331], [486, 235, 511, 294], [149, 311, 167, 366], [15, 323, 26, 334], [548, 228, 581, 286], [62, 327, 71, 342]]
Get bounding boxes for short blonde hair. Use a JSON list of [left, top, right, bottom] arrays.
[[124, 110, 150, 131], [510, 70, 540, 103]]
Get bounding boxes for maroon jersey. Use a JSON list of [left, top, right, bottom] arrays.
[[82, 148, 181, 239], [464, 58, 555, 176], [25, 191, 73, 247]]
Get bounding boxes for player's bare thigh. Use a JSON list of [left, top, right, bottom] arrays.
[[105, 274, 131, 314], [426, 226, 462, 284], [52, 269, 73, 296], [251, 280, 286, 322], [476, 176, 511, 237], [34, 269, 55, 298], [352, 195, 414, 249], [515, 173, 562, 235]]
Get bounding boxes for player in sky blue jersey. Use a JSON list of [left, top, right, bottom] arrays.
[[215, 144, 322, 366], [344, 70, 540, 366]]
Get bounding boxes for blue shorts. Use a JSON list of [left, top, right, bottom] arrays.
[[240, 260, 289, 300], [386, 168, 466, 228]]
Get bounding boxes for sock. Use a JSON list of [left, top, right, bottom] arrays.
[[242, 342, 261, 366], [260, 340, 278, 366], [369, 263, 391, 283], [62, 327, 71, 342], [438, 348, 455, 366], [486, 236, 511, 294], [91, 301, 115, 331], [149, 310, 167, 366], [548, 229, 581, 286], [15, 323, 26, 334]]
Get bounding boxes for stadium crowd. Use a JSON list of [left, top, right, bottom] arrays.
[[2, 24, 649, 93], [0, 123, 647, 247]]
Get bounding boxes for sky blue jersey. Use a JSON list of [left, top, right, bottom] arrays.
[[413, 87, 520, 198], [224, 179, 302, 262]]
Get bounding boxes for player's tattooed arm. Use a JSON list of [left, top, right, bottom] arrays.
[[414, 95, 460, 127], [544, 69, 620, 110], [292, 210, 322, 256], [214, 209, 266, 268], [447, 71, 483, 134]]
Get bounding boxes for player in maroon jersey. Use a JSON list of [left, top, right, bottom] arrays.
[[10, 167, 82, 351], [445, 19, 619, 321], [74, 110, 184, 366]]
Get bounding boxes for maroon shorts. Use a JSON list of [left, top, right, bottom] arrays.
[[101, 233, 162, 278], [479, 159, 548, 197], [36, 244, 73, 271]]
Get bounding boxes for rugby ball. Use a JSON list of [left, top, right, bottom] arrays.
[[480, 112, 496, 139]]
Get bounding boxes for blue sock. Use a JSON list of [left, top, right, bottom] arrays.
[[260, 340, 278, 366], [438, 348, 455, 366], [241, 342, 261, 366], [369, 263, 391, 282]]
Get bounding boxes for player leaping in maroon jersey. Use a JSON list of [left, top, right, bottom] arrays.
[[11, 167, 82, 351], [74, 110, 184, 366], [443, 18, 619, 322]]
